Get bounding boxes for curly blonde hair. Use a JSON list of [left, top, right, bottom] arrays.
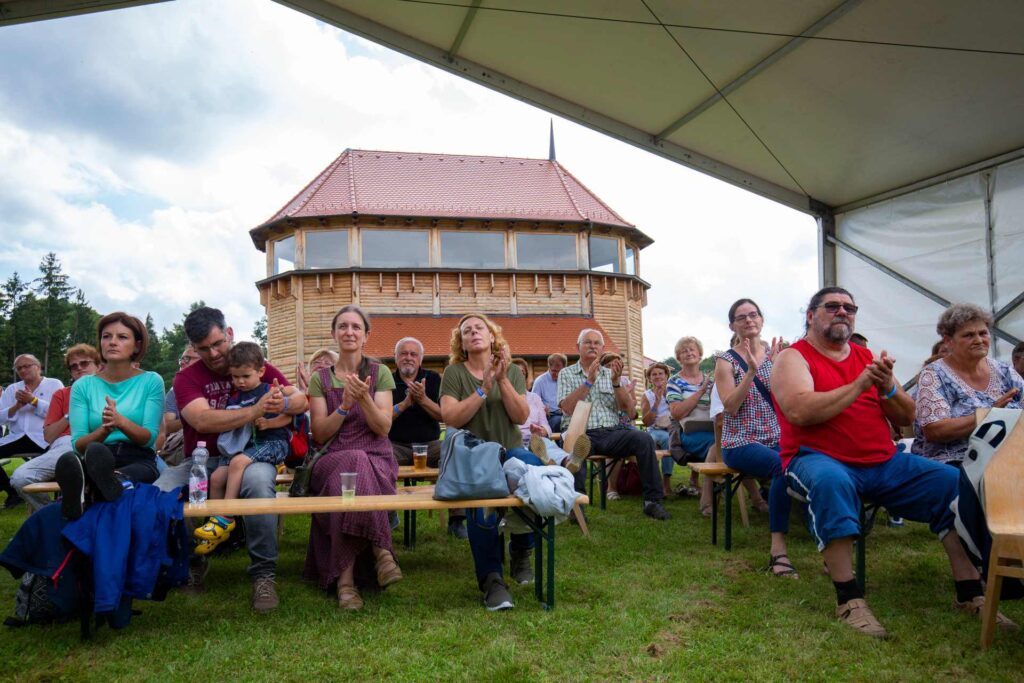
[[448, 313, 509, 365]]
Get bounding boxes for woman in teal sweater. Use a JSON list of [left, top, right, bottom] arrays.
[[67, 312, 164, 499]]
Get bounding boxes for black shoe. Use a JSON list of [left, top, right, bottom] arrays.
[[510, 549, 534, 585], [84, 447, 123, 502], [447, 516, 469, 540], [54, 452, 86, 520], [481, 573, 514, 611], [3, 491, 24, 509], [643, 501, 671, 521]]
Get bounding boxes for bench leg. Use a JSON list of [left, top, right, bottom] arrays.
[[855, 536, 865, 593], [545, 516, 555, 610], [710, 480, 719, 546], [598, 461, 608, 510], [980, 541, 1005, 650], [724, 474, 734, 552], [534, 525, 543, 604]]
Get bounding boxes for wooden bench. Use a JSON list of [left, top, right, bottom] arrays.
[[688, 462, 748, 550], [184, 485, 588, 610], [586, 450, 672, 509]]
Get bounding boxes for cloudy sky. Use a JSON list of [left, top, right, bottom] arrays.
[[0, 0, 818, 362]]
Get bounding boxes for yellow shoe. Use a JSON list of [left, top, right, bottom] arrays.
[[194, 516, 236, 541], [193, 538, 221, 555]]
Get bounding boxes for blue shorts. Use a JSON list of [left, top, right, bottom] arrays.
[[241, 439, 290, 465], [786, 449, 957, 550]]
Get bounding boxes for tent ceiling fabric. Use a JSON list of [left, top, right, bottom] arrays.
[[277, 0, 1024, 214], [5, 0, 1024, 214]]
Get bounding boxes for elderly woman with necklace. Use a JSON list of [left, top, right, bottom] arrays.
[[914, 303, 1023, 466]]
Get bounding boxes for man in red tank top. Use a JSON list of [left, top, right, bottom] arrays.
[[772, 287, 1005, 638]]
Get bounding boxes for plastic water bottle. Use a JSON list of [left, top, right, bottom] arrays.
[[189, 441, 210, 505]]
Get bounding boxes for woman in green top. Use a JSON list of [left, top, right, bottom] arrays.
[[303, 305, 401, 611], [439, 313, 545, 611], [56, 312, 164, 518]]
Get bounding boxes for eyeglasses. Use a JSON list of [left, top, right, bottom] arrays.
[[179, 355, 198, 364], [732, 312, 761, 322], [67, 360, 95, 371], [14, 364, 37, 371], [817, 302, 859, 315], [195, 338, 229, 355]]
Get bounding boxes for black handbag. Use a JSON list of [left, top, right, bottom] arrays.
[[288, 433, 338, 498]]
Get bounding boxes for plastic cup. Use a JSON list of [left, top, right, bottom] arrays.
[[340, 472, 357, 499], [412, 443, 428, 470]]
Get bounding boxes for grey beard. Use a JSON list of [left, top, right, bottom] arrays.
[[399, 367, 418, 379], [825, 322, 853, 343]]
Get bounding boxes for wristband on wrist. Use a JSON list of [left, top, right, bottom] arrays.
[[475, 386, 487, 399], [283, 396, 290, 411], [336, 407, 350, 417], [881, 384, 898, 400], [583, 380, 594, 389], [31, 397, 39, 406], [393, 404, 402, 414]]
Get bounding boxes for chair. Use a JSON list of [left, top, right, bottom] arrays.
[[979, 411, 1024, 649]]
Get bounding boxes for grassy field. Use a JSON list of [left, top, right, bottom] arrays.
[[1, 469, 1022, 682]]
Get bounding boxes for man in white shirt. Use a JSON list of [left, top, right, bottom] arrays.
[[0, 354, 64, 507]]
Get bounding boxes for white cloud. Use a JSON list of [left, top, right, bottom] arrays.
[[0, 0, 818, 357]]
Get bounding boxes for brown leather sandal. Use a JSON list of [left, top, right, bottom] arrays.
[[337, 582, 363, 610]]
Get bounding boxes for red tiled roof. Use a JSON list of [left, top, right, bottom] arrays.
[[363, 316, 620, 359], [260, 149, 634, 230]]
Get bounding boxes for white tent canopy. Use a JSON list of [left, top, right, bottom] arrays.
[[6, 0, 1024, 377]]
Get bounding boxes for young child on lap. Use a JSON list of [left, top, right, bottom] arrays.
[[194, 342, 294, 554]]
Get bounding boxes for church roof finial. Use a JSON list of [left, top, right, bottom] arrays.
[[548, 119, 556, 162]]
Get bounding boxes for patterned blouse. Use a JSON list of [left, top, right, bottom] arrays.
[[716, 350, 780, 450], [913, 357, 1024, 464]]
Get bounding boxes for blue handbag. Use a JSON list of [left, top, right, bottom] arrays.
[[433, 428, 510, 500]]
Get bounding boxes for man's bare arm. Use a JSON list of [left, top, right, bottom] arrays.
[[771, 348, 873, 427]]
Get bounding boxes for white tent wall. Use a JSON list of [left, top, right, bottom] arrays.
[[835, 157, 1024, 383]]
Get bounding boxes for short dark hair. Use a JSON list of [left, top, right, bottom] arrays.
[[1013, 341, 1024, 360], [96, 312, 149, 362], [184, 307, 227, 344], [808, 286, 855, 312], [227, 341, 265, 370], [727, 298, 762, 324]]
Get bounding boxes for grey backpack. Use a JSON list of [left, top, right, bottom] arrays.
[[433, 428, 510, 501]]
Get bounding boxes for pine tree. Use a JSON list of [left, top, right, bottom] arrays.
[[33, 253, 75, 375]]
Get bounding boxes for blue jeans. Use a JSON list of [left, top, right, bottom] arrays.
[[647, 429, 674, 475], [154, 456, 279, 579], [467, 447, 543, 587], [722, 443, 791, 534], [786, 449, 957, 550]]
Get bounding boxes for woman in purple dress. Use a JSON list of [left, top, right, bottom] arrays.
[[304, 305, 399, 610]]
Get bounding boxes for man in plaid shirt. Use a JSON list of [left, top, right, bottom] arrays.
[[558, 329, 670, 520]]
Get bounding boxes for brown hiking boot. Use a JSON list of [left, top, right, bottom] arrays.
[[529, 434, 553, 465], [836, 598, 888, 638], [954, 596, 1019, 630], [566, 434, 591, 474], [251, 577, 279, 614]]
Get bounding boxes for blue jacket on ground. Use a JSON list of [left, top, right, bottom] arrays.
[[62, 484, 188, 613]]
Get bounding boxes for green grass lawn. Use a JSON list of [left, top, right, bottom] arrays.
[[1, 474, 1022, 682]]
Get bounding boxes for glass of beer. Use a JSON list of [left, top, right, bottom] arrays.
[[412, 443, 428, 470], [340, 472, 357, 500]]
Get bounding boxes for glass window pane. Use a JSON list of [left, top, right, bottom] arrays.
[[362, 229, 429, 267], [625, 245, 636, 276], [516, 233, 577, 270], [590, 236, 620, 273], [441, 231, 505, 268], [274, 235, 295, 274], [305, 229, 349, 269]]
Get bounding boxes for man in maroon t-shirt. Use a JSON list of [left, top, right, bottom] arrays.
[[154, 307, 306, 613], [772, 287, 1009, 638]]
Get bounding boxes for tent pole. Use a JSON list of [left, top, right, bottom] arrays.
[[818, 211, 836, 287]]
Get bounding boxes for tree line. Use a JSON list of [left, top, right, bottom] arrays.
[[0, 253, 207, 390]]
